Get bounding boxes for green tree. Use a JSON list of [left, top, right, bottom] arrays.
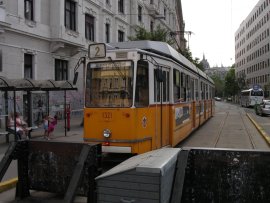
[[179, 48, 193, 62], [224, 68, 239, 97], [129, 26, 202, 70], [194, 57, 204, 71], [128, 25, 173, 44], [179, 48, 204, 71], [211, 75, 224, 97]]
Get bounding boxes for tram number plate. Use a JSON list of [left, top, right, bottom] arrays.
[[102, 112, 112, 120], [89, 43, 106, 59]]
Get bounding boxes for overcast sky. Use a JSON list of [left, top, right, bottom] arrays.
[[181, 0, 259, 67]]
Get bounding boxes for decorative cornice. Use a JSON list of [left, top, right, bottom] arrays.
[[101, 7, 114, 16], [85, 0, 102, 9], [115, 15, 129, 25]]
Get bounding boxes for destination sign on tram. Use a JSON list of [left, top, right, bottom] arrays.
[[91, 61, 132, 69]]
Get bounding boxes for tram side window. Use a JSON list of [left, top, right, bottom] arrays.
[[135, 61, 149, 107], [191, 78, 195, 100], [209, 86, 212, 99], [173, 69, 180, 103], [201, 82, 205, 100], [154, 69, 161, 102], [186, 75, 191, 101], [195, 79, 199, 100], [206, 84, 209, 99], [162, 71, 170, 102], [181, 72, 186, 101]]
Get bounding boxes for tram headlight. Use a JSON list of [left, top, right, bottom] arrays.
[[103, 129, 111, 138]]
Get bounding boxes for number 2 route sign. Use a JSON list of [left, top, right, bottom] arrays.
[[88, 43, 106, 59]]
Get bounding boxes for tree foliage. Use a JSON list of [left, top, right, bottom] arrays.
[[179, 48, 204, 71], [129, 26, 203, 70], [211, 75, 224, 97], [128, 25, 173, 45], [224, 68, 239, 97]]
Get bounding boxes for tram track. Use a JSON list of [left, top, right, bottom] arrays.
[[213, 110, 256, 149], [241, 112, 256, 149], [213, 111, 229, 147]]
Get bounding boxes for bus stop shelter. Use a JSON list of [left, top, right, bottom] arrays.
[[0, 76, 77, 141]]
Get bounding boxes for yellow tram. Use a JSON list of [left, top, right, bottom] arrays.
[[79, 41, 215, 155]]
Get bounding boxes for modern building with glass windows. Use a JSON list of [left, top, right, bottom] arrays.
[[0, 0, 186, 117], [235, 0, 270, 97]]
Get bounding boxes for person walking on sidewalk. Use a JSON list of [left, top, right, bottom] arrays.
[[48, 115, 58, 140], [43, 115, 49, 139], [43, 115, 57, 140], [7, 112, 22, 140]]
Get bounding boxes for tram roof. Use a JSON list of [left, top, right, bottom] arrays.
[[107, 41, 213, 84], [0, 76, 77, 91]]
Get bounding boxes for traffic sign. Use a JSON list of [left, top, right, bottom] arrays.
[[253, 84, 261, 91]]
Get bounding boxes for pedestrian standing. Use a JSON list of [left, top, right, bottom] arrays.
[[43, 115, 49, 139]]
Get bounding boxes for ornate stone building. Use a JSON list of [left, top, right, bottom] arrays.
[[0, 0, 186, 117], [200, 54, 210, 70]]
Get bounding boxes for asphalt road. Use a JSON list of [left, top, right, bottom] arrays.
[[179, 101, 270, 150], [0, 102, 269, 202]]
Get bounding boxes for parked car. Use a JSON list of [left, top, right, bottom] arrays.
[[227, 97, 232, 102], [215, 97, 222, 101], [255, 100, 270, 116]]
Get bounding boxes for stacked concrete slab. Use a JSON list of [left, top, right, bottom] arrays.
[[95, 148, 180, 203]]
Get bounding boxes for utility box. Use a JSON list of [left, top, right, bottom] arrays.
[[96, 148, 180, 203]]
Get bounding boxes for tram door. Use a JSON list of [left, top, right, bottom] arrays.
[[154, 67, 170, 149]]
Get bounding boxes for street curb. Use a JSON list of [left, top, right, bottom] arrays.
[[246, 113, 270, 145], [0, 177, 18, 193]]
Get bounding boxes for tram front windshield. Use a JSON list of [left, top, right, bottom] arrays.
[[85, 61, 133, 107]]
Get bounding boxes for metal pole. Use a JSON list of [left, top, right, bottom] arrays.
[[64, 90, 67, 137], [47, 91, 49, 116], [4, 91, 8, 130], [27, 91, 31, 127], [4, 91, 9, 143], [13, 91, 17, 141]]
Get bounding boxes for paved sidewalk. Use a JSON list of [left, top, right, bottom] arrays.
[[0, 116, 84, 144]]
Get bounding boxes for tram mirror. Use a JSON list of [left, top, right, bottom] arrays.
[[73, 72, 78, 85]]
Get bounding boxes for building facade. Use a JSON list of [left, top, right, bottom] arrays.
[[200, 54, 210, 71], [204, 66, 229, 81], [235, 0, 270, 97], [0, 0, 185, 118]]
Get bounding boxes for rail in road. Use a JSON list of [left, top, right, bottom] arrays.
[[244, 106, 270, 140], [178, 101, 270, 150], [1, 101, 270, 202]]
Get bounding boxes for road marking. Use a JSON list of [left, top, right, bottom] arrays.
[[246, 113, 270, 145]]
